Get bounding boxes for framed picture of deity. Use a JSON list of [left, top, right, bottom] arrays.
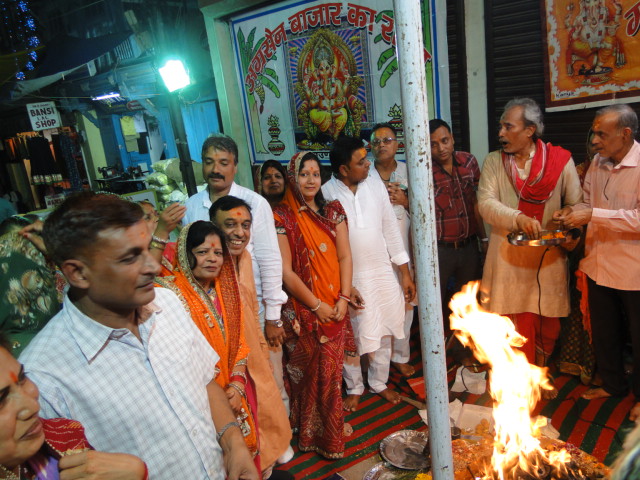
[[229, 0, 437, 164], [542, 0, 640, 112]]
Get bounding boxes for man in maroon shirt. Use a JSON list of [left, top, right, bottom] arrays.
[[430, 119, 487, 363]]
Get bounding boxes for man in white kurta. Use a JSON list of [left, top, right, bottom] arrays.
[[323, 136, 415, 408]]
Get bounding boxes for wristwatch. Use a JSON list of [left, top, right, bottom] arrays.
[[266, 319, 284, 328]]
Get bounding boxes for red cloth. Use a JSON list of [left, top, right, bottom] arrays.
[[41, 418, 92, 456], [507, 312, 560, 364], [502, 139, 571, 221], [575, 269, 592, 342], [25, 418, 93, 478]]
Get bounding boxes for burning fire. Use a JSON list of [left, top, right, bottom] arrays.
[[450, 281, 572, 479]]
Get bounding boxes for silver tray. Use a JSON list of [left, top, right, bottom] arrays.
[[507, 230, 567, 247], [362, 462, 429, 480], [379, 430, 430, 470]]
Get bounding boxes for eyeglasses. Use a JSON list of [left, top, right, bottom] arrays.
[[371, 137, 396, 147]]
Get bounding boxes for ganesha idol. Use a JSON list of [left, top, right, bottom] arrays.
[[295, 29, 365, 146]]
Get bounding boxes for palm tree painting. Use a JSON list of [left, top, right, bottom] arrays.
[[237, 27, 281, 154], [374, 10, 398, 88], [373, 10, 432, 89]]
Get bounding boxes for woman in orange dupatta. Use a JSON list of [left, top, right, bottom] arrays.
[[155, 221, 259, 466], [273, 152, 357, 459]]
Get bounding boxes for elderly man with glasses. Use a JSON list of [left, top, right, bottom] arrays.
[[369, 123, 416, 378]]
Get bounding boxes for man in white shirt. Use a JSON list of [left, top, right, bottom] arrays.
[[184, 135, 287, 347], [323, 136, 415, 411], [20, 192, 258, 480], [369, 123, 415, 378]]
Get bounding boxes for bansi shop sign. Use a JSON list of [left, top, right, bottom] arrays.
[[26, 101, 62, 131]]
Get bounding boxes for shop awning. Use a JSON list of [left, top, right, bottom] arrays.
[[5, 32, 133, 100]]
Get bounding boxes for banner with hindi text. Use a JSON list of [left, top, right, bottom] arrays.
[[230, 0, 435, 163]]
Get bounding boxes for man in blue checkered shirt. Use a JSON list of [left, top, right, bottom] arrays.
[[20, 192, 258, 480]]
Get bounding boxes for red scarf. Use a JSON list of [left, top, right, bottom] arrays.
[[502, 138, 571, 221]]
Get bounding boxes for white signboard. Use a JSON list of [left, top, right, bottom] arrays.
[[26, 101, 62, 131]]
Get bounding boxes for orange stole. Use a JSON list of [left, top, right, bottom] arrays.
[[281, 188, 341, 311], [238, 250, 293, 467], [157, 260, 257, 454]]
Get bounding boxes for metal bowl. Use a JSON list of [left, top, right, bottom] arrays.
[[379, 430, 430, 470], [507, 229, 567, 247], [362, 462, 428, 480]]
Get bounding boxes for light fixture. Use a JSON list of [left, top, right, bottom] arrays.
[[159, 59, 191, 92], [92, 92, 121, 101]]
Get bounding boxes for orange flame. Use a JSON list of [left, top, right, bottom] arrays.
[[450, 281, 569, 479]]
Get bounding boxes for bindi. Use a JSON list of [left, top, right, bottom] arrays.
[[9, 371, 18, 383]]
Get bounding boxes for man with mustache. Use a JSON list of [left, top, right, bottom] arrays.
[[184, 135, 288, 398], [553, 104, 640, 421], [19, 192, 259, 480], [477, 98, 582, 389], [429, 119, 486, 366]]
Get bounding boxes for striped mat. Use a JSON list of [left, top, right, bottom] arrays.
[[282, 335, 637, 479]]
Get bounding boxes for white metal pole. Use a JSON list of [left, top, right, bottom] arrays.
[[392, 1, 454, 479]]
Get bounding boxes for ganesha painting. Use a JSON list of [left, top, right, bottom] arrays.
[[293, 28, 366, 149], [544, 0, 640, 110]]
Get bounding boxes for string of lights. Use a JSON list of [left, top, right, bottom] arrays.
[[1, 0, 40, 80]]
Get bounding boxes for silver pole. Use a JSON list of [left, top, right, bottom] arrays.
[[392, 1, 454, 479]]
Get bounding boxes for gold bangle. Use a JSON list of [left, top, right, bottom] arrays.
[[152, 234, 168, 245], [150, 240, 166, 250]]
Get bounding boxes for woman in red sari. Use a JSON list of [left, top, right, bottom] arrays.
[[156, 221, 259, 467], [273, 152, 357, 459], [0, 335, 146, 480]]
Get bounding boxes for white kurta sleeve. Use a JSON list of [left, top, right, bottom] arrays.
[[251, 196, 287, 320], [373, 178, 410, 266]]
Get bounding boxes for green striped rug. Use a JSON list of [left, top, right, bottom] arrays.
[[283, 375, 635, 478], [281, 331, 636, 479]]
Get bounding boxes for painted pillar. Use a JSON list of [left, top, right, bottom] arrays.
[[393, 1, 454, 479]]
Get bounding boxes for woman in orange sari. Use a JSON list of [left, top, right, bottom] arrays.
[[273, 152, 357, 459], [155, 221, 259, 467]]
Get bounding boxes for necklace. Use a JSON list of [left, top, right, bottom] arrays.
[[0, 464, 22, 480], [375, 161, 396, 182]]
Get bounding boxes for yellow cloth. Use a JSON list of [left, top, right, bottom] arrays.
[[119, 116, 137, 136]]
